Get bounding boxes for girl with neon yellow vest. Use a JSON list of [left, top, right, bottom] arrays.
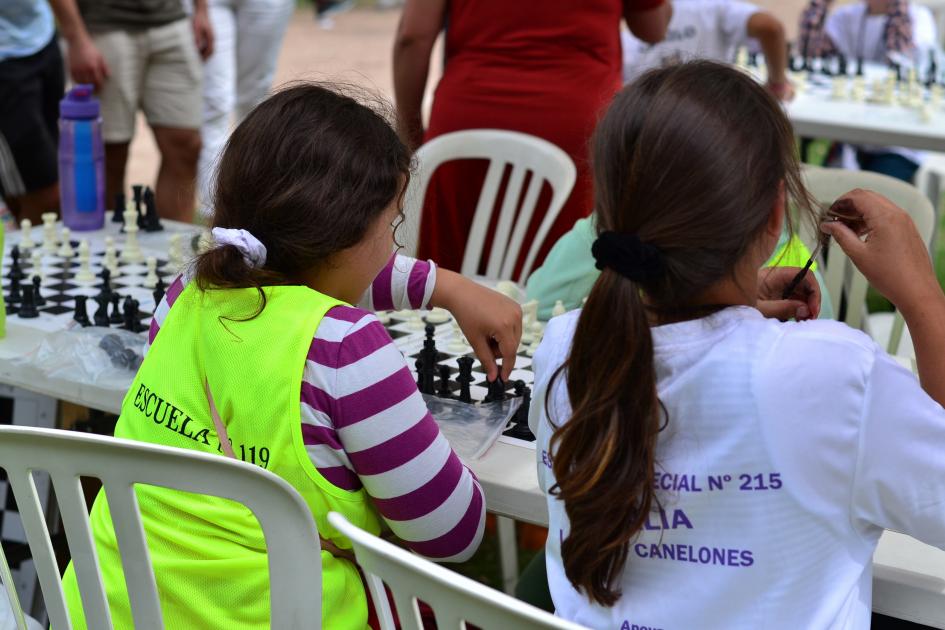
[[60, 84, 524, 629]]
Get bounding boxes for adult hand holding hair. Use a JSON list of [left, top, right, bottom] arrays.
[[431, 269, 523, 382], [821, 188, 945, 404], [757, 267, 821, 321]]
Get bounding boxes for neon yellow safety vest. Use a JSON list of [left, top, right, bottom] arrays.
[[61, 283, 383, 629]]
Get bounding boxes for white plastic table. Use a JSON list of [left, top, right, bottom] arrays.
[[1, 224, 943, 627]]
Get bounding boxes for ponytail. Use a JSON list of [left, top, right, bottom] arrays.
[[549, 269, 662, 606]]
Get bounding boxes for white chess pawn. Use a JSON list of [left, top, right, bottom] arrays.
[[75, 240, 95, 284], [19, 219, 34, 249], [525, 337, 541, 357], [29, 248, 44, 282], [551, 299, 567, 317], [103, 236, 120, 278], [495, 280, 522, 302], [448, 335, 470, 354], [376, 310, 391, 325], [121, 209, 144, 263], [57, 228, 74, 258], [830, 77, 847, 100], [407, 312, 425, 330], [425, 307, 451, 324], [851, 77, 866, 102], [919, 103, 932, 123], [41, 212, 58, 252], [143, 256, 159, 288]]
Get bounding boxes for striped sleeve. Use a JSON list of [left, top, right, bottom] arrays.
[[301, 305, 485, 562], [358, 253, 437, 312], [145, 273, 188, 354]]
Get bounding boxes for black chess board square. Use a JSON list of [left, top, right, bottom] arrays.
[[40, 305, 72, 316]]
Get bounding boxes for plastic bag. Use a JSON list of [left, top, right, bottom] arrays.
[[424, 394, 521, 460], [16, 326, 145, 387]]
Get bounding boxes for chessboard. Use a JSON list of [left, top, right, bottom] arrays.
[[381, 308, 541, 444], [2, 216, 200, 336]]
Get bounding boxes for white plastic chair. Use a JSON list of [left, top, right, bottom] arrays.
[[403, 129, 577, 283], [915, 151, 945, 252], [800, 165, 935, 356], [0, 426, 322, 630], [327, 512, 586, 630]]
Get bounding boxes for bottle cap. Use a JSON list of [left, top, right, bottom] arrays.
[[60, 84, 100, 120]]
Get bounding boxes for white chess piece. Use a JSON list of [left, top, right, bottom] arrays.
[[29, 248, 44, 282], [167, 233, 184, 271], [495, 280, 522, 302], [143, 256, 159, 288], [41, 212, 58, 253], [831, 77, 847, 100], [851, 77, 866, 102], [197, 230, 213, 254], [121, 208, 144, 263], [919, 103, 932, 123], [75, 240, 95, 284], [551, 299, 567, 317], [376, 310, 391, 325], [425, 307, 451, 324], [525, 337, 541, 357], [407, 312, 425, 330], [103, 236, 120, 277], [931, 84, 944, 107], [19, 219, 34, 249], [735, 46, 749, 70], [57, 228, 74, 258], [448, 335, 470, 354]]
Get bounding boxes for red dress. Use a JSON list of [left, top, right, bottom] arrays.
[[417, 0, 664, 277]]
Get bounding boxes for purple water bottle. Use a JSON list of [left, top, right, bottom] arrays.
[[59, 85, 105, 231]]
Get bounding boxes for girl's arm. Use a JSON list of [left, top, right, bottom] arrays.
[[747, 11, 793, 100], [301, 306, 485, 561], [392, 0, 446, 149], [360, 254, 523, 382]]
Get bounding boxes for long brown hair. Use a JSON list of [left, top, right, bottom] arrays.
[[194, 83, 411, 305], [549, 61, 815, 606]]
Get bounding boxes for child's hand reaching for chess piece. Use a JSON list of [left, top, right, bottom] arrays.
[[431, 268, 523, 382]]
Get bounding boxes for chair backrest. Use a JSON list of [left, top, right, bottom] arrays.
[[403, 129, 577, 282], [800, 165, 935, 345], [327, 512, 586, 630], [0, 426, 322, 630]]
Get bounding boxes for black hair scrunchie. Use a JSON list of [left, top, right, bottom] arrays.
[[591, 231, 665, 283]]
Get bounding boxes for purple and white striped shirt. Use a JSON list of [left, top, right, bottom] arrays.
[[148, 254, 486, 562]]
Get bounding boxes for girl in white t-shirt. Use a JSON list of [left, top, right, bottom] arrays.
[[799, 0, 939, 181], [532, 60, 945, 629]]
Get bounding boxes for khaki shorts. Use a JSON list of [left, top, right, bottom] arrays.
[[93, 19, 203, 143]]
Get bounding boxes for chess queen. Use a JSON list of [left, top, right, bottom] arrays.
[[60, 84, 522, 630]]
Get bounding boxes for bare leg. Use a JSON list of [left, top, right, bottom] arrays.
[[152, 126, 201, 223], [6, 183, 59, 224], [105, 142, 131, 210]]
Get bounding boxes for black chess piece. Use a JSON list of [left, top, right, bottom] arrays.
[[927, 49, 938, 87], [17, 285, 38, 318], [109, 293, 123, 325], [112, 192, 126, 223], [456, 356, 474, 404], [126, 298, 143, 333], [73, 295, 91, 327], [7, 272, 21, 304], [820, 55, 833, 76], [132, 184, 144, 215], [856, 56, 865, 77], [838, 54, 848, 77], [747, 52, 758, 67], [7, 245, 22, 280], [94, 293, 111, 326], [415, 357, 426, 392], [31, 276, 45, 306], [437, 364, 452, 398], [507, 381, 534, 440], [484, 377, 505, 403], [142, 188, 163, 232], [98, 267, 112, 300], [893, 63, 903, 83], [152, 276, 166, 311], [420, 324, 438, 393]]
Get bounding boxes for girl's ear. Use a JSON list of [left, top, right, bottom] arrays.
[[767, 181, 786, 238]]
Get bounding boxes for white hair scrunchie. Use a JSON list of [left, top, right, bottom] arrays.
[[211, 227, 267, 269]]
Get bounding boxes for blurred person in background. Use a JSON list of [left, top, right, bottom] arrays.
[[0, 0, 64, 223], [393, 0, 672, 276], [49, 0, 214, 222]]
